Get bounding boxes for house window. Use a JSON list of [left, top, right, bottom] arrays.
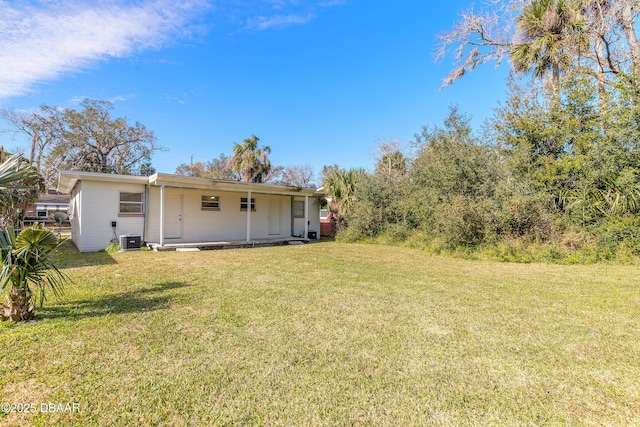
[[240, 197, 255, 211], [320, 207, 328, 220], [119, 192, 144, 214], [201, 195, 220, 210], [293, 200, 305, 218], [37, 210, 47, 218]]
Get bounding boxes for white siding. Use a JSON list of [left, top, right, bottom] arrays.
[[146, 187, 294, 243], [74, 181, 146, 252], [67, 176, 323, 251], [292, 196, 321, 239], [145, 186, 161, 243], [309, 198, 321, 239], [69, 183, 83, 251]]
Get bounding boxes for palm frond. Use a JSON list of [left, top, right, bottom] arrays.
[[0, 224, 68, 308], [0, 153, 38, 190]]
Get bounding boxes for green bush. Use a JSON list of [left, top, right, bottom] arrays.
[[594, 217, 640, 256], [379, 222, 412, 243], [486, 241, 533, 263], [436, 196, 489, 249], [500, 193, 555, 241]]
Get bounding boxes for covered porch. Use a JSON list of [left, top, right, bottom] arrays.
[[147, 173, 323, 249], [146, 236, 309, 252]]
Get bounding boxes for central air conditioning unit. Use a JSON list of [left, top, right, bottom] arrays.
[[119, 234, 142, 251]]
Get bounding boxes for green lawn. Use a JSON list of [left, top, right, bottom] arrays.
[[1, 242, 639, 426]]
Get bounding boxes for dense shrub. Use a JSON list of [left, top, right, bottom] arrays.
[[435, 196, 489, 249], [594, 217, 640, 256], [499, 193, 555, 241]]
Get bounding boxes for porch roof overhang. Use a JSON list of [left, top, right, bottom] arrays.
[[148, 173, 323, 197], [57, 170, 325, 197]]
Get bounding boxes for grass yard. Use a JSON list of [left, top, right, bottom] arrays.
[[0, 241, 639, 426]]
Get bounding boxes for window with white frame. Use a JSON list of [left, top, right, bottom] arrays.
[[240, 197, 255, 211], [201, 195, 220, 210], [320, 207, 328, 220], [293, 200, 305, 218], [119, 192, 144, 214]]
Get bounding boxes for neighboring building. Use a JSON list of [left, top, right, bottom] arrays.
[[23, 189, 70, 220], [319, 196, 334, 237], [57, 171, 323, 252]]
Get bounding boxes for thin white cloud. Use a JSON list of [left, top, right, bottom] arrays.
[[265, 0, 286, 10], [235, 0, 346, 32], [245, 13, 314, 31], [109, 94, 136, 103], [318, 0, 346, 6], [0, 0, 208, 99], [69, 94, 135, 105]]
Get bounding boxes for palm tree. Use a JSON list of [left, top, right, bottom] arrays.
[[0, 152, 39, 190], [510, 0, 585, 91], [323, 169, 364, 231], [0, 152, 64, 321], [230, 135, 272, 183], [1, 224, 68, 321], [0, 152, 44, 228]]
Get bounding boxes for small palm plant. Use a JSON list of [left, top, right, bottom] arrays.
[[0, 224, 68, 322], [323, 168, 364, 232]]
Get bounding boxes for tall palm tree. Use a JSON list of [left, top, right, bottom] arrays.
[[230, 135, 272, 183], [510, 0, 586, 91]]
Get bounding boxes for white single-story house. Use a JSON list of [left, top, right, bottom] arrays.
[[57, 171, 324, 252]]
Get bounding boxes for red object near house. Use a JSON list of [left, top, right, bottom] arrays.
[[319, 197, 337, 237], [320, 219, 334, 237]]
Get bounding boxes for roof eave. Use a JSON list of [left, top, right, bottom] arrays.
[[57, 170, 150, 194], [150, 173, 322, 195], [57, 170, 325, 196]]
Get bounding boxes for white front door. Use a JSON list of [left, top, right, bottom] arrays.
[[164, 194, 183, 239], [268, 199, 281, 235]]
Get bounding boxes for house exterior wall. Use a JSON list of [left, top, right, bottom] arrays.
[[65, 175, 322, 251], [145, 187, 299, 243], [292, 196, 321, 239], [309, 199, 321, 239], [69, 183, 82, 251], [70, 180, 146, 252]]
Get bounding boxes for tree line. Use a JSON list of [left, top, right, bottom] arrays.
[[328, 0, 640, 262], [3, 0, 640, 264], [1, 100, 319, 191], [1, 99, 159, 186], [174, 135, 317, 188]]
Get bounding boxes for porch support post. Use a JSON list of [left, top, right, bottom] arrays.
[[159, 184, 165, 247], [246, 190, 252, 243], [304, 195, 309, 240]]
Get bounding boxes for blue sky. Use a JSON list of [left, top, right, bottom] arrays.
[[0, 0, 510, 180]]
